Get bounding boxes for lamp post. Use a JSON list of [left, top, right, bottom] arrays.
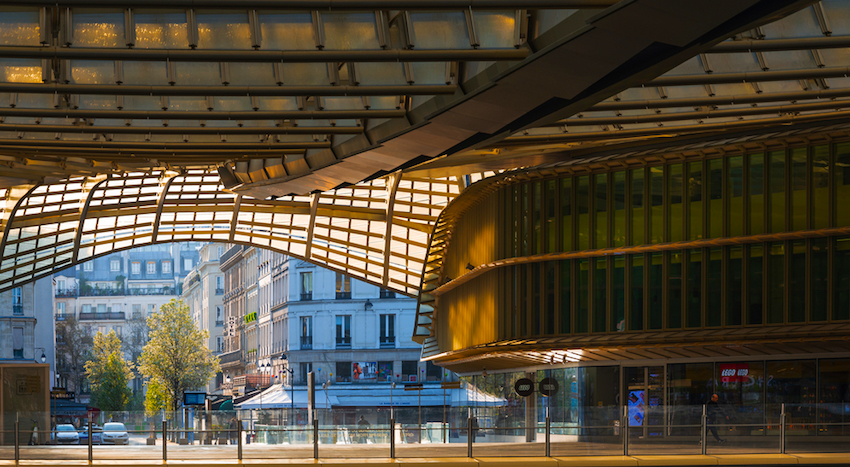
[[34, 347, 47, 363]]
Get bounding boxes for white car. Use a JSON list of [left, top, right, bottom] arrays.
[[53, 424, 80, 445], [100, 422, 129, 445]]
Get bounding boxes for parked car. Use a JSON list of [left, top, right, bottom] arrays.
[[52, 424, 80, 445], [79, 425, 102, 445], [101, 422, 129, 445]]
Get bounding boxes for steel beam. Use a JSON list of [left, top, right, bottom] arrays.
[[71, 175, 111, 265], [0, 46, 528, 63], [304, 193, 321, 260], [382, 171, 403, 286], [0, 108, 406, 120], [709, 35, 850, 53], [6, 0, 617, 9], [590, 88, 850, 111], [649, 66, 850, 86], [0, 123, 364, 135]]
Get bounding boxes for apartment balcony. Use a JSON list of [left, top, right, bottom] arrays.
[[380, 337, 396, 349], [300, 336, 312, 350], [55, 288, 77, 298], [12, 304, 23, 315], [126, 287, 175, 296], [300, 293, 312, 301], [215, 288, 224, 295], [79, 312, 125, 321], [335, 291, 351, 300], [232, 374, 271, 390], [79, 287, 125, 297], [380, 290, 395, 299], [215, 320, 224, 326], [55, 313, 67, 321], [335, 337, 351, 349]]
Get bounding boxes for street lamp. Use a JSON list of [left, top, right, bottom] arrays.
[[34, 347, 47, 363]]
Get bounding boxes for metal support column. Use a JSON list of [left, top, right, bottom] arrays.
[[701, 405, 707, 455], [14, 420, 19, 463], [467, 410, 473, 458], [162, 420, 167, 461], [389, 417, 395, 458], [780, 403, 786, 454], [237, 419, 242, 460], [545, 407, 551, 457], [312, 419, 319, 459], [623, 405, 629, 456], [88, 417, 93, 462]]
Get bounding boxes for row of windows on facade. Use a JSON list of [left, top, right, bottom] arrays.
[[56, 302, 159, 316], [497, 142, 850, 258], [78, 258, 194, 274], [293, 314, 396, 349], [489, 236, 850, 338], [296, 272, 394, 299], [296, 360, 443, 384]]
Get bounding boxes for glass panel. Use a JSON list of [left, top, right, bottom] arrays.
[[0, 7, 40, 46], [667, 251, 682, 329], [686, 249, 702, 328], [72, 9, 125, 47], [812, 145, 830, 229], [669, 163, 684, 242], [595, 174, 608, 249], [560, 260, 571, 334], [789, 240, 806, 323], [726, 246, 743, 326], [613, 256, 625, 332], [521, 184, 530, 256], [592, 258, 606, 333], [546, 180, 557, 254], [134, 10, 188, 49], [688, 162, 703, 240], [532, 263, 541, 335], [630, 255, 644, 331], [837, 143, 850, 227], [765, 360, 816, 433], [728, 156, 744, 237], [836, 238, 850, 321], [545, 261, 555, 334], [715, 361, 765, 437], [648, 252, 662, 330], [577, 259, 589, 333], [811, 238, 828, 322], [708, 159, 724, 238], [749, 153, 765, 235], [196, 11, 252, 49], [818, 359, 850, 437], [747, 245, 763, 325], [519, 264, 527, 336], [706, 247, 722, 327], [769, 150, 787, 233], [561, 179, 572, 252], [767, 242, 785, 324], [791, 148, 808, 231], [613, 171, 627, 247], [577, 177, 590, 251], [533, 182, 542, 255], [649, 167, 664, 244], [632, 169, 645, 246]]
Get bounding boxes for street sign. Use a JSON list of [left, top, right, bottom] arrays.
[[515, 378, 534, 397], [539, 377, 559, 397], [441, 381, 461, 389]]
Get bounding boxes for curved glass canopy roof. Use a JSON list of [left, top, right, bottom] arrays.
[[0, 0, 848, 299]]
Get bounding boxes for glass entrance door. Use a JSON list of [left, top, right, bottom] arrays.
[[624, 366, 665, 438]]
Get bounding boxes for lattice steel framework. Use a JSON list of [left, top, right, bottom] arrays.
[[0, 170, 495, 294]]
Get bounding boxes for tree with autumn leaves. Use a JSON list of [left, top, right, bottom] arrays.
[[139, 299, 220, 414]]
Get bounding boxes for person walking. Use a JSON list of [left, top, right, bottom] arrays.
[[705, 394, 728, 443], [229, 416, 240, 445], [357, 415, 371, 444]]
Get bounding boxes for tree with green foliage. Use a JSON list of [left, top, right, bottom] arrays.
[[85, 330, 134, 411], [139, 299, 220, 412], [143, 379, 172, 417]]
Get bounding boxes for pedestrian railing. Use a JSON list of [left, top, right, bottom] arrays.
[[6, 405, 850, 461]]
